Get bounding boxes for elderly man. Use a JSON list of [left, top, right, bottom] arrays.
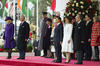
[[17, 15, 30, 59], [73, 14, 87, 64]]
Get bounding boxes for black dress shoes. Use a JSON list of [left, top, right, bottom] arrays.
[[17, 57, 25, 60], [52, 60, 62, 63], [41, 55, 46, 57], [74, 62, 83, 64], [7, 56, 11, 59], [92, 59, 99, 61]]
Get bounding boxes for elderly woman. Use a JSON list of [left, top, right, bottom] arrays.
[[3, 17, 15, 59], [91, 16, 100, 61]]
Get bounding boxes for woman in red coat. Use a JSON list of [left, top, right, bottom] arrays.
[[91, 16, 100, 61]]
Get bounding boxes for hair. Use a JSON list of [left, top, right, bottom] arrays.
[[46, 18, 52, 23], [56, 16, 61, 21], [42, 12, 48, 15], [20, 15, 25, 19], [85, 14, 92, 19], [77, 14, 83, 20], [64, 16, 72, 23], [93, 16, 99, 22]]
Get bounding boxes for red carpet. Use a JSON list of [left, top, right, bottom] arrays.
[[0, 56, 100, 66]]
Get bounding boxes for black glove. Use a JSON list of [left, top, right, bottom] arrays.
[[3, 36, 5, 40], [10, 37, 14, 41]]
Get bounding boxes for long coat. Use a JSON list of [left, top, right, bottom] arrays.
[[85, 21, 93, 41], [17, 21, 30, 50], [43, 26, 52, 50], [91, 22, 100, 46], [4, 23, 15, 49], [38, 18, 48, 50], [73, 21, 87, 51]]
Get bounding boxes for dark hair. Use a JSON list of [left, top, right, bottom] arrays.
[[85, 14, 92, 19], [56, 16, 61, 21], [42, 12, 48, 15], [64, 16, 72, 23], [46, 18, 52, 23]]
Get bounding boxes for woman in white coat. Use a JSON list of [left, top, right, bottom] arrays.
[[62, 16, 73, 63]]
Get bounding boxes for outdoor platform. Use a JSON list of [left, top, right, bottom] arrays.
[[0, 56, 100, 66]]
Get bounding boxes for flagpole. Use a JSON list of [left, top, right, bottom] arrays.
[[27, 0, 29, 23], [8, 0, 10, 16], [36, 0, 39, 36], [13, 0, 17, 39]]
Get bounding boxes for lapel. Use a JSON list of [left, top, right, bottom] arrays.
[[77, 21, 82, 30], [19, 21, 26, 29]]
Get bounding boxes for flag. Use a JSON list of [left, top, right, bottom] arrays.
[[51, 0, 69, 12], [27, 0, 35, 16], [0, 0, 7, 17], [33, 0, 37, 4], [18, 0, 37, 16], [50, 0, 56, 12], [18, 0, 27, 15], [1, 0, 6, 6], [0, 1, 3, 9], [50, 0, 69, 18], [9, 2, 14, 16], [3, 2, 8, 17]]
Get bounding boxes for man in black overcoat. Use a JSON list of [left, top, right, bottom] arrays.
[[38, 12, 48, 57], [73, 14, 87, 64], [17, 15, 30, 59]]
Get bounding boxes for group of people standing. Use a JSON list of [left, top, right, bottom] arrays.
[[3, 15, 30, 59], [2, 12, 100, 64], [39, 12, 100, 64]]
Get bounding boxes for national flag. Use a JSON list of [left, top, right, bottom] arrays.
[[51, 0, 69, 12], [18, 0, 37, 16], [50, 0, 56, 12], [18, 0, 27, 15], [27, 0, 35, 16], [3, 2, 8, 17], [0, 0, 7, 17], [0, 1, 3, 9], [9, 2, 14, 16]]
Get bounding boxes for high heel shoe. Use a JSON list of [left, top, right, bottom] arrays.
[[64, 60, 70, 64]]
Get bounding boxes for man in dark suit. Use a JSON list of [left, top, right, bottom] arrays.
[[52, 16, 63, 63], [73, 14, 87, 64], [38, 12, 48, 57], [84, 14, 93, 60], [17, 15, 30, 59]]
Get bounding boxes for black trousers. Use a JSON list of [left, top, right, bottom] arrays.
[[19, 49, 26, 58], [84, 43, 92, 60], [76, 51, 83, 63], [43, 37, 47, 56], [54, 42, 62, 62], [94, 46, 99, 60], [34, 49, 40, 56], [75, 44, 88, 63]]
